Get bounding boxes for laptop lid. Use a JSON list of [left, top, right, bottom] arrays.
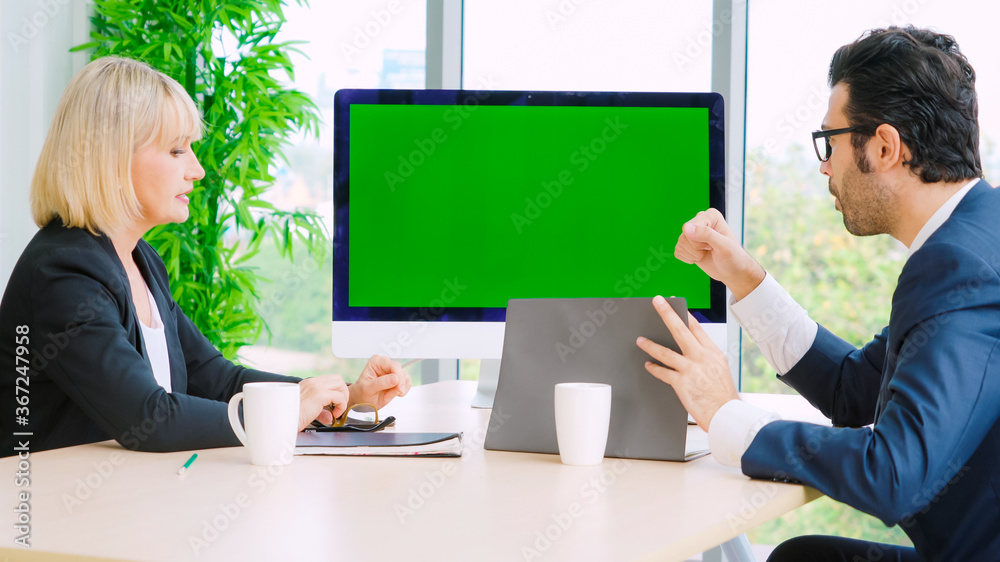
[[484, 297, 708, 462]]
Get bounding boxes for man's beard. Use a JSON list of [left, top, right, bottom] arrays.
[[831, 163, 898, 237]]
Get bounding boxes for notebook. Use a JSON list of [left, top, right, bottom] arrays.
[[295, 432, 463, 457], [484, 297, 709, 462]]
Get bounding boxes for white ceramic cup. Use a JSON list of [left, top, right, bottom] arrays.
[[227, 382, 300, 466], [554, 382, 612, 466]]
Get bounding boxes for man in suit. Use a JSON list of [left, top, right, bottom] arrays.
[[637, 26, 1000, 560]]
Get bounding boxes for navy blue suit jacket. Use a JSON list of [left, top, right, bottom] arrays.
[[742, 180, 1000, 560], [0, 222, 298, 455]]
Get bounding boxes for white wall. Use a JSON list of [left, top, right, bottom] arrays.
[[0, 0, 91, 296]]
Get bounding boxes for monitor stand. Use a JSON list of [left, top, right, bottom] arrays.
[[471, 358, 501, 408]]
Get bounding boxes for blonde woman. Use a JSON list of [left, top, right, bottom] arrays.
[[0, 56, 410, 456]]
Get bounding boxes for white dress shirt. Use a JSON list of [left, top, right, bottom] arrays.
[[709, 178, 980, 469]]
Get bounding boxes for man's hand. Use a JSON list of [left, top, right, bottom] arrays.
[[297, 374, 350, 431], [349, 355, 412, 410], [636, 295, 739, 432], [675, 208, 766, 301]]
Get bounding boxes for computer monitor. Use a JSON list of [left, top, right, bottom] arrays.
[[332, 89, 726, 365]]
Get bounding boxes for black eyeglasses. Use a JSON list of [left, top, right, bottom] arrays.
[[811, 126, 863, 162]]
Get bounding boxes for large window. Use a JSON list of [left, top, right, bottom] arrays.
[[240, 1, 426, 381], [742, 0, 1000, 549]]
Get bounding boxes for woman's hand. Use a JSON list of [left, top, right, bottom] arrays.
[[348, 355, 412, 410], [297, 375, 350, 431]]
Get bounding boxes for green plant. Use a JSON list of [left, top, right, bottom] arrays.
[[72, 0, 326, 359]]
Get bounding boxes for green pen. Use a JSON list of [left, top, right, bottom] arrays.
[[177, 453, 198, 475]]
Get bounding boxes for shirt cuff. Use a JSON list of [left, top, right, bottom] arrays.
[[709, 399, 781, 469], [728, 273, 818, 375], [730, 273, 795, 341]]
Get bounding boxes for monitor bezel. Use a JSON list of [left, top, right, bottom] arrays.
[[333, 89, 727, 325]]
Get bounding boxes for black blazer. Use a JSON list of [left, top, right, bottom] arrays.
[[0, 222, 298, 455]]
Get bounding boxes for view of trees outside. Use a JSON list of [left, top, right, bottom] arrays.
[[240, 0, 1000, 551], [739, 145, 909, 397]]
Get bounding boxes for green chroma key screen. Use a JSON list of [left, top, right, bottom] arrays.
[[339, 94, 721, 315]]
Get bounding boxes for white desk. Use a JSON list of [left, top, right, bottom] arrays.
[[1, 381, 824, 561]]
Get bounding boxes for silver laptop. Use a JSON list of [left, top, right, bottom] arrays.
[[484, 297, 709, 462]]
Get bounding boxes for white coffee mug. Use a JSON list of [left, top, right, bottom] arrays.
[[227, 382, 300, 466], [554, 382, 612, 466]]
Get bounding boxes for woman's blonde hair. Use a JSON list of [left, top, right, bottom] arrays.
[[30, 56, 203, 236]]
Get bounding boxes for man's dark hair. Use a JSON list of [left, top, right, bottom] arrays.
[[829, 25, 982, 183]]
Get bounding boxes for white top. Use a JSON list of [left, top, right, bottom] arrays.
[[710, 178, 981, 469], [138, 283, 172, 393]]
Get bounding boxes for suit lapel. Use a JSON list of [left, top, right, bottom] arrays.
[[132, 243, 187, 394], [874, 179, 992, 422]]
